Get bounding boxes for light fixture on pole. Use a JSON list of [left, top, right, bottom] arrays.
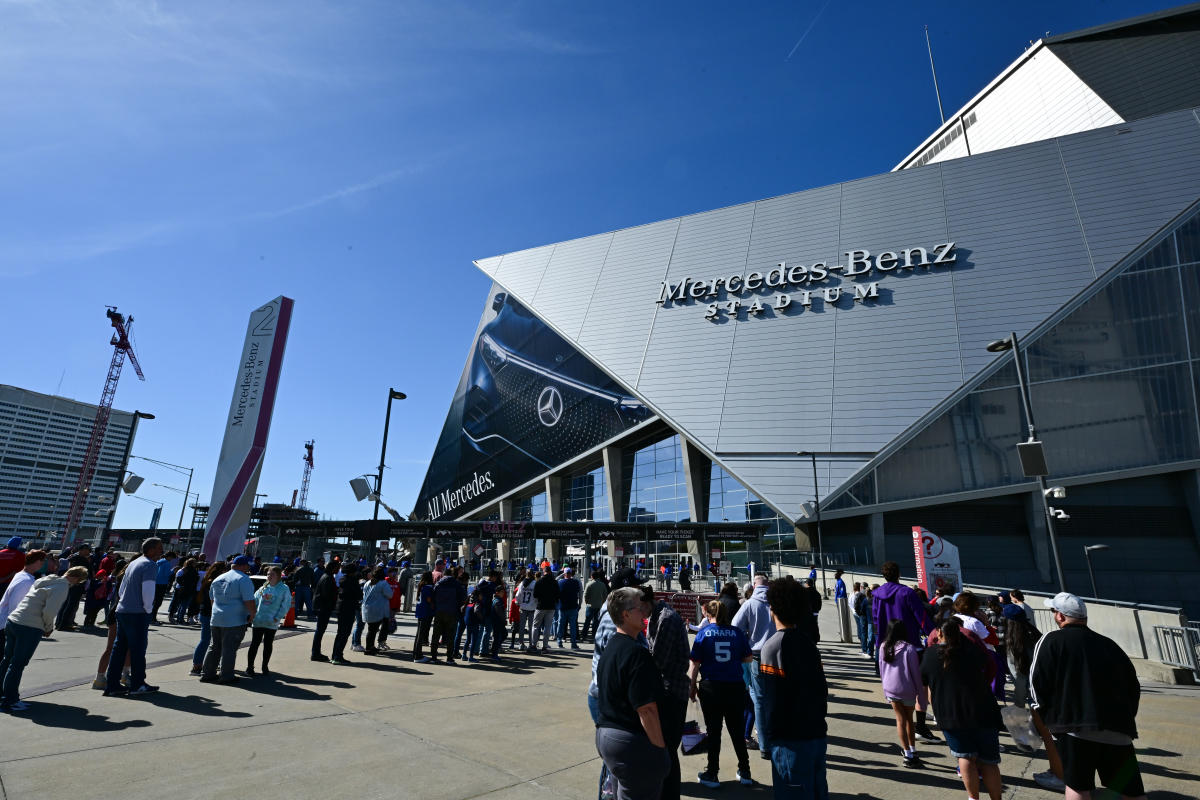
[[986, 332, 1068, 592], [130, 455, 194, 537], [105, 411, 154, 534], [374, 388, 407, 523], [1083, 544, 1109, 598]]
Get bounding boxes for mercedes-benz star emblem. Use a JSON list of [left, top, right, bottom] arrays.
[[537, 386, 564, 427]]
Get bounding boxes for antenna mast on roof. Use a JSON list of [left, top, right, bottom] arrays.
[[925, 25, 946, 125]]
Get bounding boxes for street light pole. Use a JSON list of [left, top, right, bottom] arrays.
[[1083, 544, 1109, 598], [988, 331, 1068, 592], [799, 451, 826, 596], [107, 411, 155, 537], [373, 388, 407, 522]]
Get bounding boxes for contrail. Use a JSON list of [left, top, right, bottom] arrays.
[[786, 0, 833, 61]]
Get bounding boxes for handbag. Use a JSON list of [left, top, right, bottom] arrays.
[[1000, 705, 1039, 753], [680, 700, 708, 756]]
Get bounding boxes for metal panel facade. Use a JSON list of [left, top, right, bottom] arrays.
[[463, 108, 1200, 523]]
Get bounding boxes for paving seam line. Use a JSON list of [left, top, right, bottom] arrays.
[[459, 755, 604, 800]]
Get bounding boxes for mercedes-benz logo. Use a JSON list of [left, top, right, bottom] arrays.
[[537, 386, 564, 427]]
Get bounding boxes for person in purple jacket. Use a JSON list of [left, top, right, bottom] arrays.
[[872, 561, 937, 741]]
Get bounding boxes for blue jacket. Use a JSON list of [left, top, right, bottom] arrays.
[[361, 579, 393, 623], [557, 576, 582, 609], [252, 581, 292, 630], [431, 575, 465, 615]]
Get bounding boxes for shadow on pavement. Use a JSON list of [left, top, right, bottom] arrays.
[[20, 701, 153, 731], [269, 674, 355, 689], [233, 679, 332, 701], [137, 692, 252, 718]]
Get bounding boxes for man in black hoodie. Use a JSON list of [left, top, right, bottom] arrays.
[[310, 562, 340, 662], [1030, 592, 1145, 800], [531, 566, 559, 654]]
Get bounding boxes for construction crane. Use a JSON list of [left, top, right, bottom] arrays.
[[63, 307, 145, 546], [296, 439, 315, 510]]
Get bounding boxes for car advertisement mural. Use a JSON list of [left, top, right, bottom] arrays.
[[412, 283, 651, 521]]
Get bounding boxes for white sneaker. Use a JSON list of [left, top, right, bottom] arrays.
[[351, 644, 365, 652], [1034, 771, 1065, 791], [736, 770, 755, 786]]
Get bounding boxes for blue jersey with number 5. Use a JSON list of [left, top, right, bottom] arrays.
[[690, 624, 751, 683]]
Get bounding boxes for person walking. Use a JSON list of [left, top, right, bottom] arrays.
[[1, 566, 88, 711], [331, 563, 363, 665], [532, 566, 560, 654], [878, 619, 924, 768], [582, 570, 608, 642], [921, 618, 1004, 800], [757, 576, 829, 800], [311, 561, 339, 662], [292, 559, 316, 620], [1030, 592, 1146, 800], [104, 537, 164, 696], [200, 555, 256, 684], [690, 599, 755, 788], [361, 566, 392, 655], [245, 565, 291, 676], [594, 586, 670, 800], [732, 574, 775, 759], [190, 562, 229, 676], [872, 561, 936, 740], [412, 571, 435, 663], [557, 567, 582, 649]]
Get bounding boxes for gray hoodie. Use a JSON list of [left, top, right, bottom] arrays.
[[732, 583, 774, 651]]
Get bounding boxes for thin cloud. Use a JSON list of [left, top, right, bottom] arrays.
[[257, 162, 435, 220]]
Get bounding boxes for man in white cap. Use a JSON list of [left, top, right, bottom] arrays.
[[1029, 592, 1146, 800]]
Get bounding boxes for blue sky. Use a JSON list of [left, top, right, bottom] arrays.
[[0, 0, 1176, 530]]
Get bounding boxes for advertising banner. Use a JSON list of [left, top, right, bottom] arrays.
[[911, 525, 963, 597], [412, 283, 652, 521], [201, 296, 294, 561]]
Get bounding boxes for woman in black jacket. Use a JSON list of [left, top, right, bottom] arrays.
[[310, 562, 340, 662], [921, 618, 1003, 800], [717, 582, 741, 623], [330, 564, 362, 665]]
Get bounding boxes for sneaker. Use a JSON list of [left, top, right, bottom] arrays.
[[744, 737, 759, 751], [862, 652, 874, 659], [198, 675, 218, 683], [415, 656, 432, 663], [736, 771, 754, 786], [311, 654, 330, 662], [426, 658, 441, 664], [378, 643, 391, 651], [696, 771, 720, 788], [1034, 771, 1066, 791], [571, 644, 581, 650], [445, 659, 457, 666], [102, 687, 129, 696], [330, 658, 348, 666], [261, 666, 271, 676], [92, 677, 107, 690], [914, 728, 939, 742], [351, 644, 365, 652], [466, 655, 475, 662], [129, 683, 159, 695], [4, 700, 29, 711], [245, 667, 256, 677], [217, 676, 240, 685], [189, 666, 202, 676], [903, 755, 924, 769], [364, 649, 379, 656]]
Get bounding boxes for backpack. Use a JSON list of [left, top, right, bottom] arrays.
[[853, 593, 869, 617]]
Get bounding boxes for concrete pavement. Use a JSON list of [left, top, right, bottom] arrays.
[[2, 608, 1198, 800]]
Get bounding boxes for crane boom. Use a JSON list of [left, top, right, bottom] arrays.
[[62, 307, 145, 546], [297, 440, 315, 510]]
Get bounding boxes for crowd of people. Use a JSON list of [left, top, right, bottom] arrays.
[[0, 536, 1151, 800]]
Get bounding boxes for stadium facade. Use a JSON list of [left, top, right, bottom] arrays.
[[413, 5, 1200, 608]]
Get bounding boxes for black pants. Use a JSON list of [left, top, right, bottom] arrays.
[[312, 609, 332, 656], [332, 614, 355, 660], [247, 627, 276, 669], [56, 583, 86, 629], [658, 693, 687, 800], [699, 679, 752, 777], [413, 617, 432, 659], [366, 620, 383, 650], [152, 584, 168, 616]]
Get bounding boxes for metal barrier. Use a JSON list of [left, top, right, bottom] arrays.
[[1154, 625, 1200, 679]]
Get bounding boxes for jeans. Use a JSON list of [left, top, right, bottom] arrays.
[[193, 613, 212, 665], [294, 585, 313, 617], [768, 738, 829, 799], [167, 587, 189, 622], [744, 658, 765, 747], [312, 609, 332, 656], [532, 609, 554, 649], [351, 606, 364, 648], [464, 615, 483, 656], [557, 607, 579, 646], [152, 584, 169, 617], [203, 624, 247, 680], [583, 606, 601, 640], [855, 615, 869, 653], [699, 680, 752, 776], [1, 621, 42, 706], [247, 627, 276, 669], [107, 612, 151, 690]]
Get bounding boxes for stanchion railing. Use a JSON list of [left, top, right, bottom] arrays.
[[1154, 625, 1200, 680]]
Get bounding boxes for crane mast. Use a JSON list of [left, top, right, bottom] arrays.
[[297, 439, 314, 510], [62, 307, 145, 546]]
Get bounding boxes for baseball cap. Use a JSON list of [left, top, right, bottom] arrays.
[[1001, 603, 1026, 621], [6, 536, 22, 550], [564, 567, 573, 575], [998, 591, 1011, 603], [1043, 592, 1087, 619], [232, 555, 252, 567], [609, 567, 647, 590]]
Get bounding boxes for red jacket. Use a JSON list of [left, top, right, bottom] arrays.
[[0, 548, 24, 588], [386, 576, 403, 610]]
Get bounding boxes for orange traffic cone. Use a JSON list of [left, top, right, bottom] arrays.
[[281, 591, 297, 628]]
